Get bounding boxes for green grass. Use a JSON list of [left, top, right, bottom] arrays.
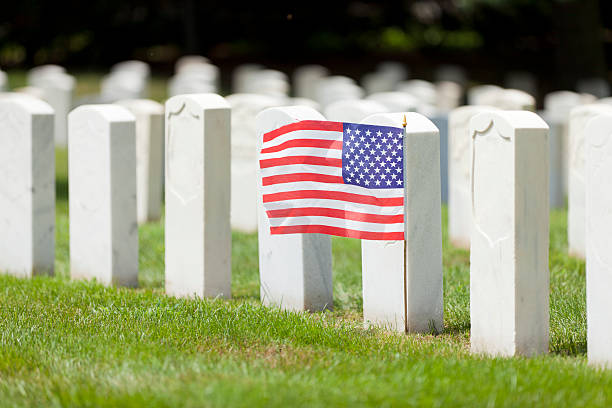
[[0, 73, 609, 407]]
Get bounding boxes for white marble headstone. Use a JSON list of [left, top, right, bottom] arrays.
[[470, 110, 549, 357], [585, 114, 612, 368], [447, 105, 499, 249], [360, 112, 443, 333], [567, 104, 612, 259], [117, 99, 165, 224], [34, 72, 75, 147], [0, 95, 55, 277], [165, 94, 231, 298], [255, 106, 333, 312], [68, 105, 138, 287], [227, 93, 284, 232], [544, 90, 593, 207]]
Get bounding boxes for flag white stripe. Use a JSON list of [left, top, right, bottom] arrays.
[[261, 147, 343, 160], [263, 129, 343, 149], [268, 216, 404, 232], [263, 199, 404, 215], [261, 164, 342, 177], [262, 181, 404, 199]]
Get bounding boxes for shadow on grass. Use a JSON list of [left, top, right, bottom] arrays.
[[57, 178, 68, 201]]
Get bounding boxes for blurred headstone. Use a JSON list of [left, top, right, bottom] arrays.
[[286, 97, 320, 112], [585, 114, 612, 369], [101, 71, 147, 101], [117, 99, 165, 224], [27, 64, 66, 85], [505, 71, 538, 98], [241, 69, 289, 97], [362, 62, 408, 95], [494, 89, 536, 111], [567, 104, 612, 259], [175, 55, 211, 73], [366, 92, 419, 112], [467, 85, 502, 106], [544, 90, 594, 207], [324, 99, 388, 122], [111, 60, 150, 79], [168, 71, 217, 97], [226, 93, 285, 233], [577, 78, 610, 99], [436, 81, 463, 111], [315, 76, 364, 108], [34, 72, 75, 147], [0, 70, 7, 91], [377, 61, 409, 83], [293, 65, 329, 100], [435, 65, 467, 87], [232, 63, 264, 93]]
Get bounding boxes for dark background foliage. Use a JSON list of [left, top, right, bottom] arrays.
[[1, 0, 611, 91]]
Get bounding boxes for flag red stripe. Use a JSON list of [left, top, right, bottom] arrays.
[[259, 156, 342, 169], [261, 138, 343, 153], [263, 120, 343, 142], [262, 173, 344, 186], [266, 207, 404, 224], [262, 190, 404, 207], [270, 225, 404, 240]]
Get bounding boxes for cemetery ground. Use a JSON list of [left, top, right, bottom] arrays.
[[1, 73, 612, 407]]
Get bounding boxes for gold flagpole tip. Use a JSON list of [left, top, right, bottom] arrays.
[[402, 114, 407, 128]]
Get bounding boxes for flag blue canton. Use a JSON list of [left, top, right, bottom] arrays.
[[341, 123, 404, 189]]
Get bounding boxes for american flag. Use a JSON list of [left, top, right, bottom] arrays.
[[259, 120, 405, 240]]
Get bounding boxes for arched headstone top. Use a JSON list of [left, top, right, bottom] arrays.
[[586, 114, 612, 148], [470, 110, 548, 141], [256, 105, 325, 137], [362, 112, 438, 134], [166, 93, 229, 112], [116, 98, 164, 114], [0, 93, 53, 115], [70, 104, 136, 123]]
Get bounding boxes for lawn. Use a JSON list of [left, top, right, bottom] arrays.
[[1, 73, 611, 407]]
